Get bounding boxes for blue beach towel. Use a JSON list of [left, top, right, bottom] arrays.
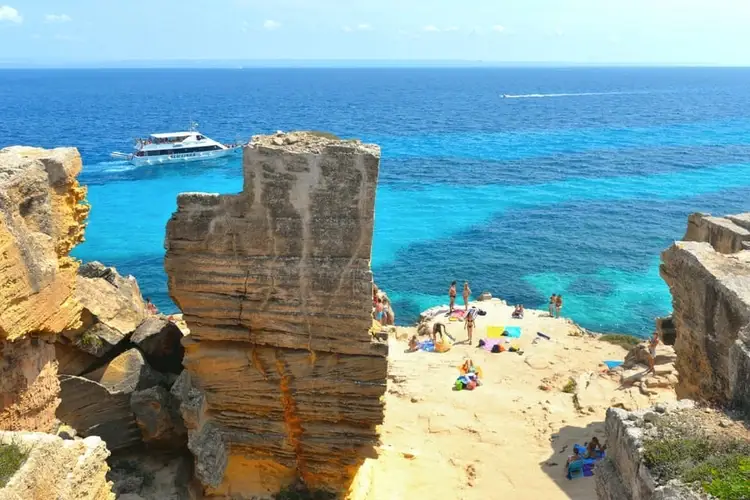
[[419, 340, 435, 352], [504, 326, 522, 338], [604, 360, 623, 370]]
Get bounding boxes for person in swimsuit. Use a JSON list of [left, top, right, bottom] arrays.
[[432, 322, 447, 343], [464, 314, 475, 344], [449, 281, 457, 313], [462, 281, 471, 311], [549, 294, 556, 317], [374, 298, 384, 323], [648, 331, 659, 373], [555, 294, 563, 318]]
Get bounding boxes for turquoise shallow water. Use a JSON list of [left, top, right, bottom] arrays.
[[2, 67, 750, 336]]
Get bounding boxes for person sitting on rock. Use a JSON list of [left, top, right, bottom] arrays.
[[512, 304, 524, 319], [647, 331, 659, 374], [146, 297, 158, 315]]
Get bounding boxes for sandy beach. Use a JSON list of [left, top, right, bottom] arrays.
[[351, 299, 676, 500]]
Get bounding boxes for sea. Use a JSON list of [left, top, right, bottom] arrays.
[[2, 67, 750, 336]]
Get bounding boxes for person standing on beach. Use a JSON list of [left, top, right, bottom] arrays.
[[449, 281, 457, 313], [647, 331, 659, 374], [464, 312, 475, 345], [462, 281, 471, 311], [549, 294, 557, 317], [555, 294, 563, 318]]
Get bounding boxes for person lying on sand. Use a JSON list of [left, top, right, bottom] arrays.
[[566, 449, 583, 466]]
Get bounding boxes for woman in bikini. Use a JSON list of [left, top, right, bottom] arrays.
[[464, 313, 475, 345], [449, 281, 457, 313], [462, 281, 471, 311], [555, 294, 563, 318]]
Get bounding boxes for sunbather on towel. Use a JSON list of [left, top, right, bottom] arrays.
[[566, 449, 583, 466]]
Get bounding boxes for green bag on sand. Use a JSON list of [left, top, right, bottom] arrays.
[[454, 380, 464, 391]]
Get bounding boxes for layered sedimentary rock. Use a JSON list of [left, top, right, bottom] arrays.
[[660, 212, 750, 415], [0, 147, 89, 433], [0, 147, 89, 340], [683, 212, 750, 254], [165, 132, 388, 497], [0, 431, 114, 500]]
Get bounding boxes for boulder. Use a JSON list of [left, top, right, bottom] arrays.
[[57, 375, 141, 451], [0, 431, 114, 500], [84, 348, 164, 393], [66, 321, 128, 358], [55, 341, 99, 376], [130, 386, 186, 446], [130, 317, 185, 374], [74, 263, 147, 337]]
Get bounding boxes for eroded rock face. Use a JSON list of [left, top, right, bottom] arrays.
[[660, 212, 750, 415], [0, 147, 89, 341], [0, 147, 89, 433], [164, 132, 388, 496], [0, 431, 114, 500]]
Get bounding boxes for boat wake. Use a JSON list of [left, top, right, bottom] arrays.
[[502, 91, 651, 99]]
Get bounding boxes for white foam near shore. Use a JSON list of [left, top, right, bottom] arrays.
[[351, 298, 676, 500]]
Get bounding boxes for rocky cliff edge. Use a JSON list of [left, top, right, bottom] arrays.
[[660, 212, 750, 415]]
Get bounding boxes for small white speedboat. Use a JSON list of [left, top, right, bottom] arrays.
[[111, 125, 243, 166]]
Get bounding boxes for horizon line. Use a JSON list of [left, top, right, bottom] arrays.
[[0, 58, 748, 70]]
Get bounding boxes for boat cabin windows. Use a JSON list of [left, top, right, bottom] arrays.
[[138, 144, 222, 157]]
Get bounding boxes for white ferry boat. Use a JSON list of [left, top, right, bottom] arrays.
[[111, 127, 243, 166]]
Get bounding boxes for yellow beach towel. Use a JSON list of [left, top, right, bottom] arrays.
[[487, 325, 505, 339]]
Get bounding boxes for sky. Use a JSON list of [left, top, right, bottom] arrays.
[[1, 0, 750, 66]]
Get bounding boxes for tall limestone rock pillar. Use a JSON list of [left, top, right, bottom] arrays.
[[165, 132, 388, 497], [0, 147, 89, 432]]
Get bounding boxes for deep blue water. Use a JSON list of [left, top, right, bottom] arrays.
[[2, 67, 750, 336]]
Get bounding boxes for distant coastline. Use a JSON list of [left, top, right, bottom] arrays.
[[1, 59, 748, 70]]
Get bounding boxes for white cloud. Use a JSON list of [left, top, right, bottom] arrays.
[[263, 19, 280, 30], [356, 23, 372, 31], [423, 25, 440, 32], [0, 5, 22, 23], [492, 25, 505, 33], [444, 26, 459, 32], [45, 13, 71, 23]]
